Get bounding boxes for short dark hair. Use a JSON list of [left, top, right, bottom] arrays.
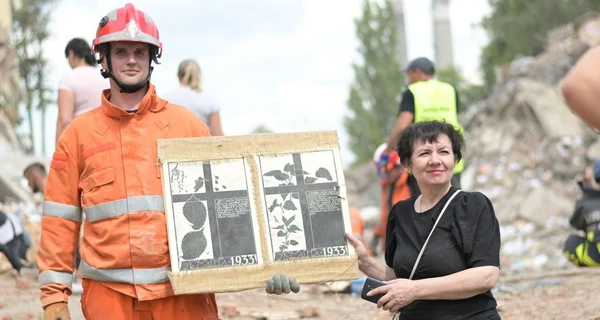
[[396, 120, 465, 167], [402, 57, 435, 76], [23, 162, 46, 177], [65, 38, 96, 66]]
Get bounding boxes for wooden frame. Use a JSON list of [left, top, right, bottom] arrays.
[[157, 131, 359, 294]]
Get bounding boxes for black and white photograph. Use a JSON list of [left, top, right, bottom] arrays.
[[164, 158, 262, 272], [259, 150, 352, 261]]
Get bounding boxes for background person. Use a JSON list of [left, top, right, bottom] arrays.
[[347, 121, 501, 319], [56, 38, 109, 142], [163, 59, 224, 135]]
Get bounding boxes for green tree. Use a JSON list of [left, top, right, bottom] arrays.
[[436, 65, 485, 112], [344, 0, 404, 165], [479, 0, 599, 88], [12, 0, 58, 154]]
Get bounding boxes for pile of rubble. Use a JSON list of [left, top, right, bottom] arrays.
[[345, 14, 600, 275], [459, 14, 600, 274]]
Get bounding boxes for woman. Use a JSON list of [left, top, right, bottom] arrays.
[[347, 120, 502, 319], [56, 38, 109, 143], [163, 59, 224, 135]]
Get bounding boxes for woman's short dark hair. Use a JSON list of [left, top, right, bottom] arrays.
[[396, 120, 465, 167], [65, 38, 96, 66]]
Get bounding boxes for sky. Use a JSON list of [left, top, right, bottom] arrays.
[[16, 0, 491, 168]]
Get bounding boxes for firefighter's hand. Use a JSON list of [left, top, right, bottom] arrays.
[[44, 302, 70, 320], [265, 274, 300, 294], [376, 153, 390, 179]]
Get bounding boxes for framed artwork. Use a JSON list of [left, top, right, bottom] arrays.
[[158, 131, 358, 294]]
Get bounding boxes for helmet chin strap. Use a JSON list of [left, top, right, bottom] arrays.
[[100, 50, 153, 94]]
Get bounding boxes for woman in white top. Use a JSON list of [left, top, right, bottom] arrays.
[[163, 59, 224, 135], [56, 38, 109, 143]]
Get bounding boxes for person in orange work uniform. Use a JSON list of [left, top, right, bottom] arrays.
[[370, 143, 411, 256], [38, 4, 298, 320]]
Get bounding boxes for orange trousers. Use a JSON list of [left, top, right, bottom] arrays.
[[81, 280, 220, 320]]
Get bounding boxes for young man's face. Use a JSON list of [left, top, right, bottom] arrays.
[[102, 41, 150, 86]]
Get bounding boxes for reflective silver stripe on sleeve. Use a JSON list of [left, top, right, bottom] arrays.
[[39, 270, 73, 287], [84, 195, 164, 222], [43, 201, 82, 222], [79, 260, 169, 285]]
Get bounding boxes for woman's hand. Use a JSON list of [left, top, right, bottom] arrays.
[[368, 278, 417, 312], [346, 232, 396, 281], [345, 233, 368, 261]]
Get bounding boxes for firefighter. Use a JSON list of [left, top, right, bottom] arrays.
[[38, 4, 297, 320], [563, 160, 600, 267]]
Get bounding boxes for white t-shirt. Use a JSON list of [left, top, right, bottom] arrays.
[[0, 212, 24, 245], [58, 65, 110, 117], [162, 85, 220, 125]]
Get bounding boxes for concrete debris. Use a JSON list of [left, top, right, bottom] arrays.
[[576, 14, 600, 47], [518, 187, 573, 227], [344, 162, 380, 210], [345, 14, 600, 276], [0, 112, 48, 204], [460, 14, 600, 274]]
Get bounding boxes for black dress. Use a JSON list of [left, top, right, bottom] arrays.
[[385, 187, 502, 320]]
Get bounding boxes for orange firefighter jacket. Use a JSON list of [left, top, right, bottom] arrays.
[[37, 84, 212, 308]]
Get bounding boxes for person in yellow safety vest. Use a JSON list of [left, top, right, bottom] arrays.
[[378, 57, 465, 196]]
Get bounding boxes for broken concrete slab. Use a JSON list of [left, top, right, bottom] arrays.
[[515, 80, 583, 138], [518, 187, 574, 227], [478, 126, 515, 156], [0, 114, 48, 204]]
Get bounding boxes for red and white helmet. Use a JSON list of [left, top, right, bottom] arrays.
[[92, 3, 162, 93], [92, 3, 162, 57]]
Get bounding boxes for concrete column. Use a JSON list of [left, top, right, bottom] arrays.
[[391, 0, 408, 67], [0, 0, 12, 43], [432, 0, 454, 69]]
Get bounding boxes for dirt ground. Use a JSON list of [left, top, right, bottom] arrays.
[[2, 224, 600, 320], [1, 267, 600, 320]]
